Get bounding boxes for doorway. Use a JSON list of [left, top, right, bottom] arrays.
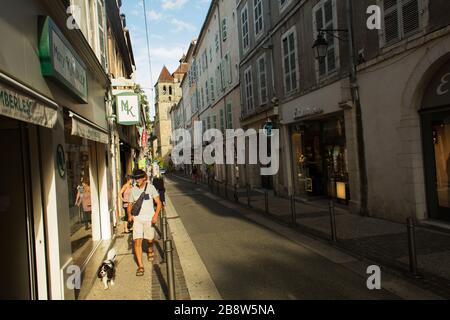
[[0, 116, 36, 299]]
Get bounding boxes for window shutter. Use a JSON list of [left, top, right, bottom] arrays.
[[402, 0, 420, 35], [384, 0, 399, 44], [315, 7, 323, 32]]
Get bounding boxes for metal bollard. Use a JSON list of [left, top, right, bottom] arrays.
[[329, 199, 338, 242], [246, 185, 251, 208], [264, 191, 269, 214], [224, 181, 228, 199], [159, 211, 164, 240], [162, 212, 168, 263], [290, 195, 297, 226], [165, 239, 176, 300], [407, 218, 422, 278]]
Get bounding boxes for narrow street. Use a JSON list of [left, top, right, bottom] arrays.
[[164, 176, 407, 300]]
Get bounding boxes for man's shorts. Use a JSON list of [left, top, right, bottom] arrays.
[[133, 218, 155, 241]]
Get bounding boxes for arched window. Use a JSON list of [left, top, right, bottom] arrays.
[[169, 86, 173, 95], [163, 86, 167, 95]]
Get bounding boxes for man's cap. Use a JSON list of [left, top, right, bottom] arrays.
[[131, 169, 147, 179]]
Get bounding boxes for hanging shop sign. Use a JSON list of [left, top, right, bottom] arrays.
[[263, 119, 274, 137], [141, 129, 148, 148], [294, 106, 324, 120], [116, 93, 140, 125], [70, 114, 109, 144], [0, 82, 57, 128], [39, 16, 88, 103]]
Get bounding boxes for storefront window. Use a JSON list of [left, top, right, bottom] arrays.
[[433, 120, 450, 210], [291, 115, 349, 202], [65, 117, 94, 266]]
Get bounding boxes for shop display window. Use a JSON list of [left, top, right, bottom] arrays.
[[64, 116, 94, 266]]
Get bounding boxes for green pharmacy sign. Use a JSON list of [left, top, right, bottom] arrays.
[[39, 16, 88, 103], [116, 93, 140, 125]]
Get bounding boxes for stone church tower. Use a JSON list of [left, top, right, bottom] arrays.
[[153, 60, 187, 162]]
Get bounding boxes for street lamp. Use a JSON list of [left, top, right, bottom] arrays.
[[312, 32, 329, 60], [312, 29, 349, 60]]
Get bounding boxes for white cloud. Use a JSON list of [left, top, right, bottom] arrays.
[[170, 18, 196, 32], [161, 0, 188, 10], [148, 10, 163, 21]]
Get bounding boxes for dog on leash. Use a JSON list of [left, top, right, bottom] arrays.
[[97, 249, 117, 290]]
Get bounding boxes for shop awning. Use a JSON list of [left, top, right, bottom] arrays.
[[0, 78, 58, 128], [70, 112, 109, 144]]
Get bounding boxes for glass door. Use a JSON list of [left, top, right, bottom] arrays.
[[423, 110, 450, 221]]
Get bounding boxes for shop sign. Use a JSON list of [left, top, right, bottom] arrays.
[[0, 82, 57, 128], [294, 106, 324, 120], [39, 16, 88, 103], [116, 93, 140, 125], [263, 119, 274, 137], [423, 60, 450, 110], [56, 144, 66, 178], [141, 129, 148, 147], [71, 116, 109, 144]]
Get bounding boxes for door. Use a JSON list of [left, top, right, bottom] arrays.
[[422, 110, 450, 221], [0, 117, 36, 299]]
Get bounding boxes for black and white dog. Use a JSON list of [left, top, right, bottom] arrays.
[[97, 249, 117, 290]]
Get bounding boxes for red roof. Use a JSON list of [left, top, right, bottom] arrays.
[[173, 63, 188, 75], [158, 66, 174, 82]]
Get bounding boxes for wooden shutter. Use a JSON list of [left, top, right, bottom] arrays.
[[384, 0, 400, 43], [402, 0, 420, 36]]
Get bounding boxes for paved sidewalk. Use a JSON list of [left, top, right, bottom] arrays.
[[84, 226, 190, 300], [171, 173, 450, 297]]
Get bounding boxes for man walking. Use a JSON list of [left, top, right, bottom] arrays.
[[128, 169, 162, 276]]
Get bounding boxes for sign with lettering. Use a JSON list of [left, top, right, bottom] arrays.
[[0, 82, 57, 128], [39, 16, 88, 103], [116, 93, 140, 125], [293, 106, 324, 120], [423, 60, 450, 110]]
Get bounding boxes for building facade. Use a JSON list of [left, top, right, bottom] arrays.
[[0, 0, 138, 299], [178, 0, 242, 186], [154, 62, 186, 164], [236, 0, 450, 224]]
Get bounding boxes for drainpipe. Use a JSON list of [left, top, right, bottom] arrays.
[[346, 0, 368, 216], [105, 90, 119, 230]]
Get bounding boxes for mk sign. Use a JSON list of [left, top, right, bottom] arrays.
[[116, 93, 140, 125]]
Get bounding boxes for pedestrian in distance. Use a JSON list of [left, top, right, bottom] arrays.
[[127, 169, 162, 277], [192, 166, 198, 184], [152, 175, 166, 205], [118, 175, 133, 234]]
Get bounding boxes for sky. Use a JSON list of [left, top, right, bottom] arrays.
[[121, 0, 210, 119]]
